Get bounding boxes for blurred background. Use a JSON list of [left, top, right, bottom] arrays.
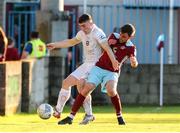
[[0, 0, 180, 115]]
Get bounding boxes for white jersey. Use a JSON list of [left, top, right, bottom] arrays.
[[76, 24, 106, 63]]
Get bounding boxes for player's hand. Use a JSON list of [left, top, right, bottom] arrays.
[[108, 39, 117, 45], [46, 43, 56, 50], [130, 56, 138, 68], [112, 59, 119, 70]]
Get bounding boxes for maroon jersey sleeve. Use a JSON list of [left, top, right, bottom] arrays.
[[128, 45, 137, 58]]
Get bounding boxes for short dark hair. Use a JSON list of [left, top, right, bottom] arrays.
[[78, 14, 92, 24], [30, 31, 39, 38], [120, 24, 136, 37]]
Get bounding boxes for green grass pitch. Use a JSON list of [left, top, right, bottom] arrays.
[[0, 106, 180, 132]]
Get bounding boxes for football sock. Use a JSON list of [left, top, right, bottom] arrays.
[[69, 114, 75, 119], [56, 88, 71, 113], [83, 95, 93, 116], [110, 94, 122, 117], [71, 93, 86, 116]]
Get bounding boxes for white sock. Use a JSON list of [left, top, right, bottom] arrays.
[[56, 88, 71, 113], [69, 114, 74, 119], [83, 95, 93, 116]]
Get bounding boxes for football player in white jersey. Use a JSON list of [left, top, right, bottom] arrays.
[[47, 13, 119, 124]]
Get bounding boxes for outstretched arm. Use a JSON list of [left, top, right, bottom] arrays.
[[46, 37, 81, 50]]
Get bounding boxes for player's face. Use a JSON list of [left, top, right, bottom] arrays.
[[119, 33, 130, 43], [79, 21, 92, 34]]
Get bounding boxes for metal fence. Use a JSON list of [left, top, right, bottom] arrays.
[[78, 4, 179, 64], [7, 1, 39, 54], [7, 2, 179, 64]]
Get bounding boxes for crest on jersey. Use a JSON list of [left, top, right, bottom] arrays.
[[120, 46, 126, 50], [86, 41, 89, 46], [112, 47, 118, 53]]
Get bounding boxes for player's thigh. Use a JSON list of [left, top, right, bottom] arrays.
[[62, 74, 79, 88], [63, 64, 88, 88], [70, 63, 94, 91], [70, 63, 94, 80], [77, 78, 86, 92], [103, 72, 119, 96], [106, 80, 118, 97], [87, 66, 103, 87], [81, 82, 96, 96]]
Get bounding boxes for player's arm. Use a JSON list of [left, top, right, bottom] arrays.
[[46, 37, 81, 50], [130, 56, 138, 68], [100, 40, 119, 70], [130, 47, 138, 68]]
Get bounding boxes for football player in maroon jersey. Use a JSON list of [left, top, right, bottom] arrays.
[[58, 24, 138, 125]]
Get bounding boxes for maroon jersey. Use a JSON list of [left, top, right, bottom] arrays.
[[96, 33, 136, 73]]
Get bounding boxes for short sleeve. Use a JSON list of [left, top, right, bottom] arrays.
[[129, 45, 137, 57], [134, 47, 137, 57], [75, 31, 82, 41], [94, 30, 107, 44]]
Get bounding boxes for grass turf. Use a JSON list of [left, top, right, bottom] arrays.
[[0, 105, 180, 132]]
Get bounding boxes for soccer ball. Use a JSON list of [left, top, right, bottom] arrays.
[[37, 103, 53, 120]]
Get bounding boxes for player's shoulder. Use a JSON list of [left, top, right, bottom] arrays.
[[92, 25, 106, 36], [126, 40, 136, 48], [76, 30, 85, 40], [77, 30, 84, 35]]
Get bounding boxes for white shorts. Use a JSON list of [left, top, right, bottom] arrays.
[[70, 62, 95, 80]]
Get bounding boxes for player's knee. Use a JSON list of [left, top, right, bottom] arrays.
[[107, 89, 117, 97], [79, 79, 85, 85], [86, 83, 95, 91], [81, 83, 95, 96], [106, 86, 117, 97], [106, 81, 117, 97], [62, 78, 71, 89], [62, 79, 67, 87], [77, 79, 85, 91]]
